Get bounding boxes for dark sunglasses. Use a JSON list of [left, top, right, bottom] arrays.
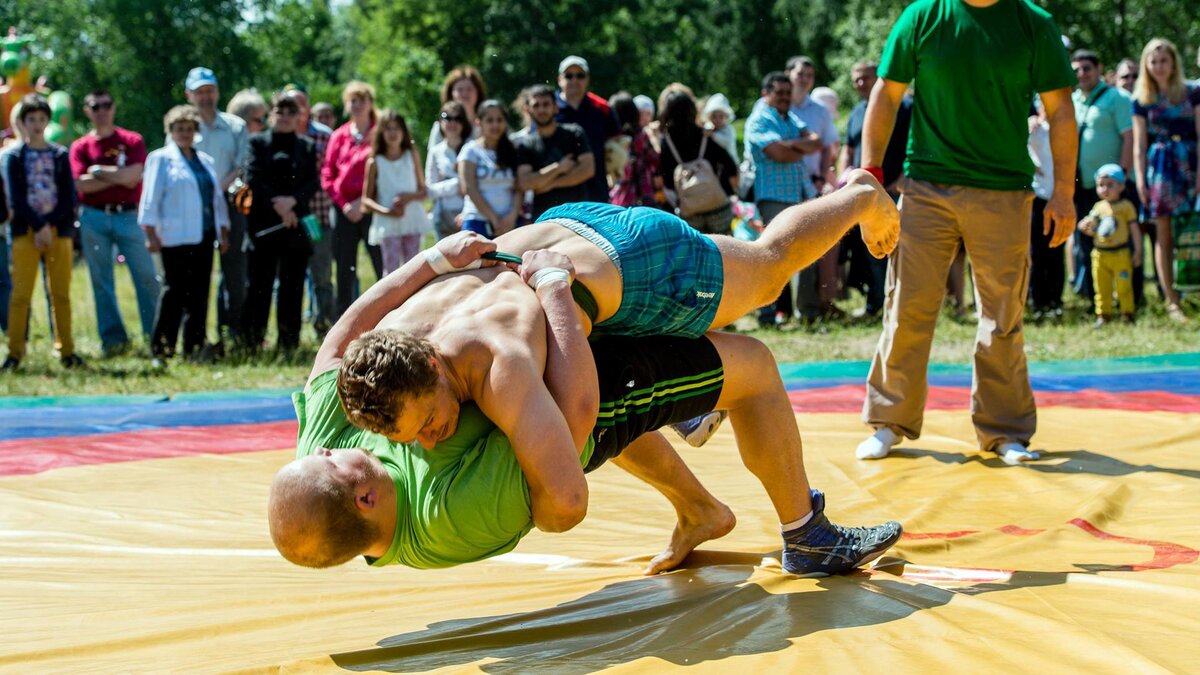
[[1118, 74, 1136, 80], [440, 112, 465, 122], [88, 101, 113, 111], [561, 72, 588, 80]]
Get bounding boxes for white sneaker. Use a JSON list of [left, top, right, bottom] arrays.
[[668, 410, 728, 448], [856, 427, 900, 460], [995, 441, 1039, 466]]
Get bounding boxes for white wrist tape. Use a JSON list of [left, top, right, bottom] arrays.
[[528, 267, 571, 290], [424, 247, 481, 275]]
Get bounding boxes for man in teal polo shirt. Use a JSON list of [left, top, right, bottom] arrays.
[[1069, 48, 1133, 302], [855, 0, 1078, 464]]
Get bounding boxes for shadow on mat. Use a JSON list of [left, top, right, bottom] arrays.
[[330, 537, 1194, 673], [330, 556, 957, 673], [889, 447, 1200, 480]]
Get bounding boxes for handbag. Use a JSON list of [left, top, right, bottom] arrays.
[[1173, 197, 1200, 292]]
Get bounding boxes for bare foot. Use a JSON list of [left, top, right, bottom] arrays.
[[846, 169, 900, 258], [645, 501, 736, 575]]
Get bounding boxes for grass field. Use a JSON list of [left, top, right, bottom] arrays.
[[0, 245, 1195, 398]]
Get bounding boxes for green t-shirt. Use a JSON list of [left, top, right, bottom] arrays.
[[293, 369, 594, 569], [879, 0, 1075, 190]]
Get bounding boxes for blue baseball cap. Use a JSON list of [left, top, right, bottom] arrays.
[[185, 67, 218, 92], [1095, 163, 1126, 184]]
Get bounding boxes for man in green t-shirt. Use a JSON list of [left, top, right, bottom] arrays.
[[270, 330, 903, 576], [855, 0, 1079, 465]]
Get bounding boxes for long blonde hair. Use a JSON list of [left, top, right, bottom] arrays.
[[1134, 38, 1188, 106]]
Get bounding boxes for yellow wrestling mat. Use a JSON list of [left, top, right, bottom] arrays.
[[2, 406, 1199, 673]]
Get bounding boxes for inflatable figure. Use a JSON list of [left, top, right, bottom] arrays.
[[1, 27, 72, 144]]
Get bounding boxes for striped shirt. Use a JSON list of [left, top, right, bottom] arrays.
[[304, 120, 333, 227]]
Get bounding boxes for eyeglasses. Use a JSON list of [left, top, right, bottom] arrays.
[[1118, 74, 1136, 81], [274, 108, 298, 116], [440, 112, 465, 122], [88, 101, 113, 111], [561, 72, 588, 80]]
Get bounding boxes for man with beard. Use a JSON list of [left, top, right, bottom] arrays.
[[514, 84, 595, 219]]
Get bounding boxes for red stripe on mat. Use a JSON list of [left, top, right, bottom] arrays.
[[0, 421, 299, 477], [789, 385, 1200, 414]]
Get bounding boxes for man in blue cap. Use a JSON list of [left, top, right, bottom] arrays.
[[554, 55, 619, 203], [185, 66, 249, 353]]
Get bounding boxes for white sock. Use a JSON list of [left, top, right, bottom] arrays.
[[781, 510, 815, 533], [856, 427, 900, 460], [995, 441, 1039, 466]]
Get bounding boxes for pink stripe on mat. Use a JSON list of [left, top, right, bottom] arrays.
[[0, 421, 298, 477]]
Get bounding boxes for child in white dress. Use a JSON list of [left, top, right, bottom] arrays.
[[363, 110, 431, 274]]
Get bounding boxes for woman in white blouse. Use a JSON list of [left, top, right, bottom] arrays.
[[138, 105, 229, 361], [425, 101, 471, 239]]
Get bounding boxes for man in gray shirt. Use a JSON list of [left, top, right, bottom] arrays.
[[185, 67, 249, 351]]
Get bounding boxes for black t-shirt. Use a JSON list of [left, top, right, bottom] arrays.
[[513, 124, 592, 217], [845, 96, 912, 188]]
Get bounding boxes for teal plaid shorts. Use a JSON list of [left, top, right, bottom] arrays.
[[538, 203, 724, 338]]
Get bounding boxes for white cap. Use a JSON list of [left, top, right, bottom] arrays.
[[810, 86, 839, 116], [633, 95, 655, 114], [702, 93, 735, 122], [558, 55, 589, 74]]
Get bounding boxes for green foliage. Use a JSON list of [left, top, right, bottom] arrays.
[[0, 0, 1197, 149]]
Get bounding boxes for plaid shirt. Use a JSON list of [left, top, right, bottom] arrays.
[[744, 105, 815, 204], [305, 120, 333, 227]]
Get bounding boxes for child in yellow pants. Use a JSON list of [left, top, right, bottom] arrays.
[[2, 94, 82, 370], [1077, 163, 1142, 327]]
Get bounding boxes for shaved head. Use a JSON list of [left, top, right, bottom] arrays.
[[268, 450, 383, 568]]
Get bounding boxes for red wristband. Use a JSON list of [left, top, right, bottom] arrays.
[[862, 166, 885, 185]]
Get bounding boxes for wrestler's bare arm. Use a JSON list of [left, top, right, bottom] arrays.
[[522, 249, 599, 452], [475, 344, 590, 533], [308, 231, 498, 383]]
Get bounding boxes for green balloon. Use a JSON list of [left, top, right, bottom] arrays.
[[0, 51, 22, 76]]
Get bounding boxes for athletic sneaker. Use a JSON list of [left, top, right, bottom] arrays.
[[669, 410, 728, 448], [782, 490, 904, 577]]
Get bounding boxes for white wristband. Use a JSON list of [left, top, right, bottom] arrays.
[[528, 267, 571, 290], [424, 247, 481, 275]]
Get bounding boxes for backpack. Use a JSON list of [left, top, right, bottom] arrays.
[[663, 132, 729, 218]]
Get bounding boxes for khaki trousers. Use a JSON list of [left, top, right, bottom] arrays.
[[863, 179, 1036, 452]]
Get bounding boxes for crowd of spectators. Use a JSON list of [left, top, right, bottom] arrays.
[[0, 36, 1197, 371]]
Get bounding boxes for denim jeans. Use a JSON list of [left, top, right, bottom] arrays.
[[78, 206, 161, 350], [217, 200, 248, 341], [305, 212, 335, 331]]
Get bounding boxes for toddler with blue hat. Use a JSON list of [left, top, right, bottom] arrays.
[[1077, 162, 1142, 326]]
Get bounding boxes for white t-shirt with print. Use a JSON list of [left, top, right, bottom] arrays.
[[459, 139, 515, 220]]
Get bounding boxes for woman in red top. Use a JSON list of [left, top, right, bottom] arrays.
[[321, 80, 383, 317]]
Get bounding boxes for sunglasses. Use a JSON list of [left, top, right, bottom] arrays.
[[561, 72, 588, 80], [274, 108, 298, 116], [88, 101, 113, 111], [1118, 74, 1136, 80], [440, 112, 465, 122]]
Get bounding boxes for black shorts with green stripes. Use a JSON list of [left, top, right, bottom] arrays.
[[584, 334, 724, 473]]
